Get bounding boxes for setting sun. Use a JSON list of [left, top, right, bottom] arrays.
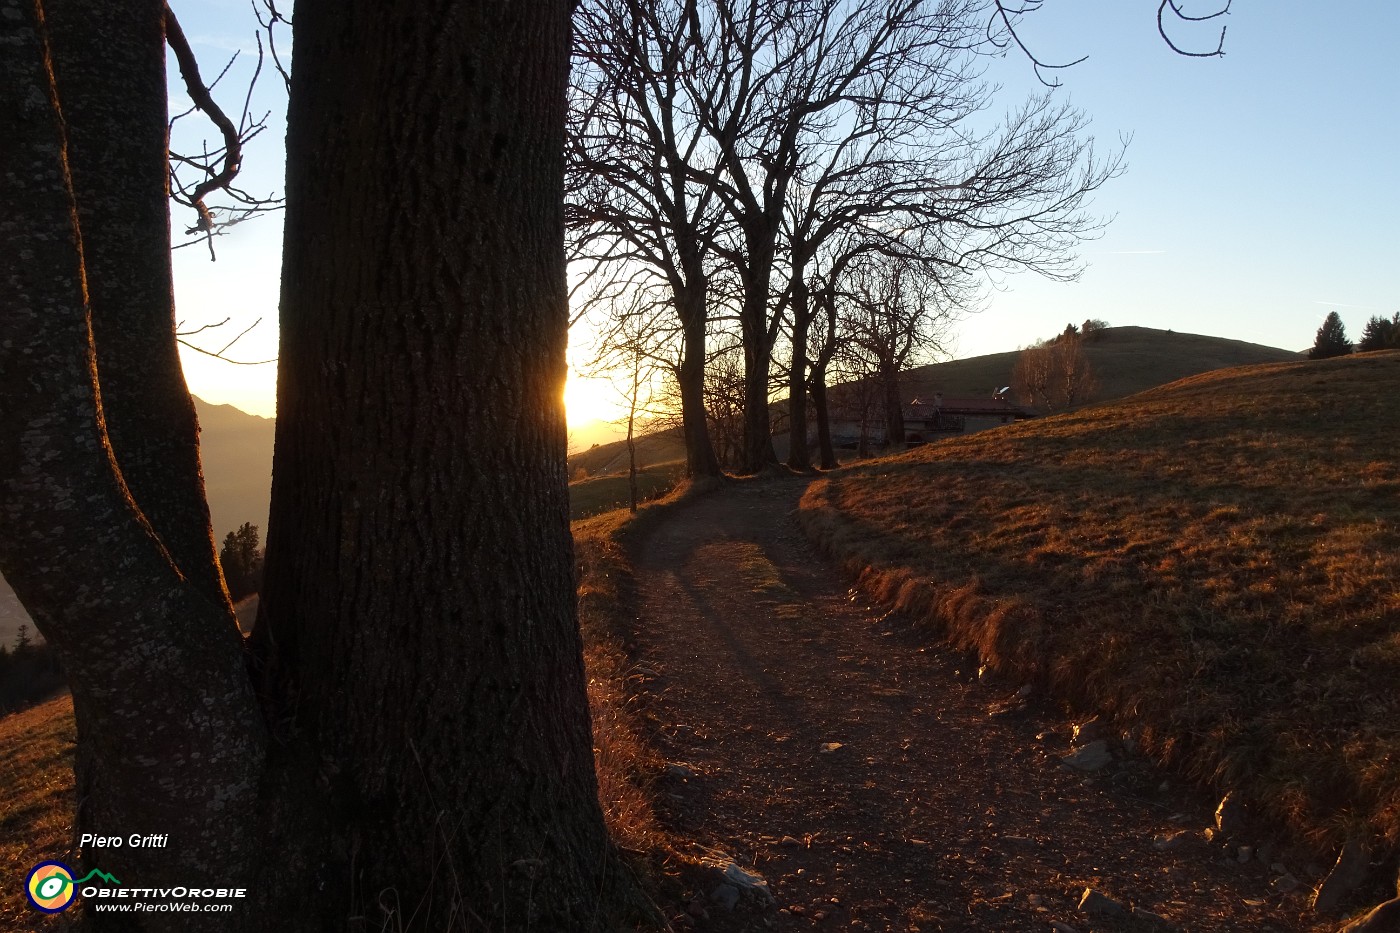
[[563, 368, 628, 429]]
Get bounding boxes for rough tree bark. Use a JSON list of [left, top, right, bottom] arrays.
[[45, 0, 229, 608], [253, 1, 626, 928], [679, 285, 723, 477]]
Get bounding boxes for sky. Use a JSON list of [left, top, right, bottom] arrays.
[[168, 1, 1400, 426]]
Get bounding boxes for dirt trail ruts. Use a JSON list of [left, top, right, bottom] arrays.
[[630, 476, 1320, 933]]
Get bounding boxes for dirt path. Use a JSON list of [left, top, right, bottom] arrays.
[[631, 477, 1320, 933]]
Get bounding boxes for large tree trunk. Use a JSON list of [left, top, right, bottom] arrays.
[[256, 1, 629, 927], [0, 5, 266, 929], [677, 285, 722, 477], [46, 0, 228, 607]]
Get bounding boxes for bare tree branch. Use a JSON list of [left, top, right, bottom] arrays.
[[174, 317, 276, 365], [1157, 0, 1229, 58], [164, 4, 245, 235], [164, 3, 284, 259], [252, 0, 293, 91], [992, 0, 1230, 87]]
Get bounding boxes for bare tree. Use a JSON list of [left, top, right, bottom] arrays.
[[569, 0, 728, 477], [842, 254, 963, 447], [584, 288, 674, 510], [702, 337, 750, 470], [1012, 329, 1098, 411], [577, 0, 1227, 477], [1012, 339, 1055, 410], [679, 0, 985, 472], [681, 0, 1122, 472]]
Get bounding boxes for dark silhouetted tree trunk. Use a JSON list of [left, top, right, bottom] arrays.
[[739, 234, 781, 473], [254, 1, 625, 927], [787, 269, 814, 471], [882, 360, 906, 448], [679, 287, 723, 477]]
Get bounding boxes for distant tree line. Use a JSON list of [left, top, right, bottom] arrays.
[[1310, 311, 1400, 360]]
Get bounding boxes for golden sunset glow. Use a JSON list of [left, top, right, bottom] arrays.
[[563, 368, 629, 428]]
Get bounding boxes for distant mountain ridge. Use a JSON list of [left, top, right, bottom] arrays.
[[194, 397, 275, 537], [0, 397, 274, 646]]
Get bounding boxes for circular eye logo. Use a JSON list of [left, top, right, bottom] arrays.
[[26, 861, 77, 913]]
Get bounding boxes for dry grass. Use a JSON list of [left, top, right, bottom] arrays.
[[0, 694, 77, 931], [572, 474, 724, 848], [801, 352, 1400, 854], [569, 459, 687, 521], [573, 510, 668, 855], [567, 431, 688, 479]]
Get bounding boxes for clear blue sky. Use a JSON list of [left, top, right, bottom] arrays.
[[169, 1, 1400, 421]]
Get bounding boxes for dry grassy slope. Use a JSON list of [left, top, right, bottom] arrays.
[[567, 428, 687, 477], [903, 325, 1300, 405], [802, 351, 1400, 855], [0, 695, 76, 928]]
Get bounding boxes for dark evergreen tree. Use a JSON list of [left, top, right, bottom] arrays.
[[1309, 311, 1354, 359], [1358, 313, 1400, 352], [218, 522, 263, 601]]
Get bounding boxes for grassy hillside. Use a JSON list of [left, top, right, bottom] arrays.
[[570, 460, 687, 520], [568, 428, 687, 478], [902, 325, 1300, 407], [0, 695, 76, 929], [802, 351, 1400, 854]]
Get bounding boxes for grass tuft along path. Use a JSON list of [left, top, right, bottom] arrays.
[[631, 477, 1322, 932]]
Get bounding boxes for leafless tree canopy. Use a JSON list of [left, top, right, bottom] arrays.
[[571, 0, 1138, 473], [1012, 328, 1098, 411]]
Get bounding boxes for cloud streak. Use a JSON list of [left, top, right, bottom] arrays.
[[1314, 300, 1383, 311]]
